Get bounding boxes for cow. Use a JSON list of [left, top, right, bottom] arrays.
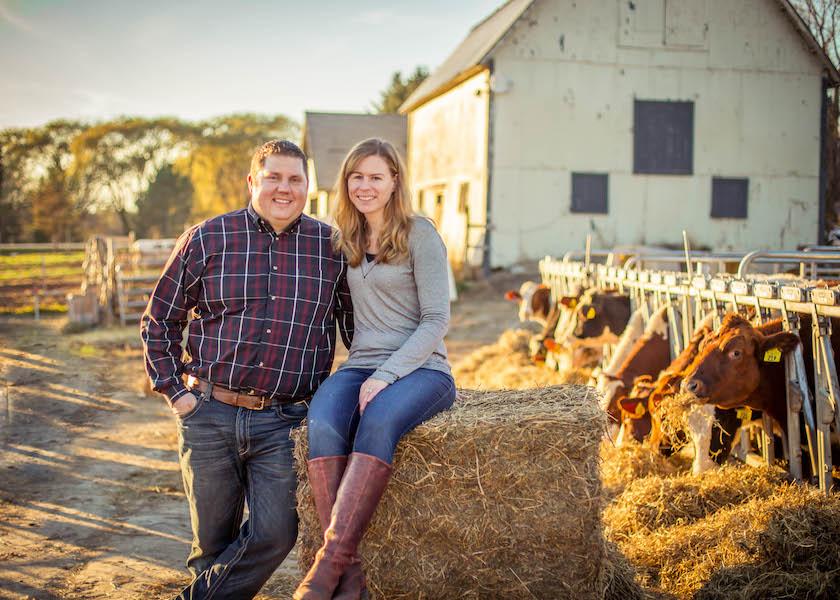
[[610, 315, 740, 473], [597, 305, 668, 435], [680, 314, 800, 434], [505, 281, 583, 363], [670, 315, 801, 472]]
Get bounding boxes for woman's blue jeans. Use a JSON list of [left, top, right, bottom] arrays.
[[307, 368, 456, 464]]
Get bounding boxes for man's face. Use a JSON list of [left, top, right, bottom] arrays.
[[247, 154, 307, 231]]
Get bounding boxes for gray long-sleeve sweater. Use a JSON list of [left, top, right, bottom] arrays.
[[339, 216, 451, 383]]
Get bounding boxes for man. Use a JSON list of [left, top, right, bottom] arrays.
[[141, 140, 353, 599]]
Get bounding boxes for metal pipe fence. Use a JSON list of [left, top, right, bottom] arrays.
[[539, 254, 840, 494]]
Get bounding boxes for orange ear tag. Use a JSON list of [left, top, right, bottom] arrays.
[[568, 299, 577, 309], [586, 308, 596, 319], [763, 348, 781, 363]]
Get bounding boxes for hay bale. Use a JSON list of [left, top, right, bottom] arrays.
[[599, 440, 691, 498], [294, 385, 607, 599], [615, 483, 840, 599], [605, 465, 790, 540], [451, 329, 578, 390]]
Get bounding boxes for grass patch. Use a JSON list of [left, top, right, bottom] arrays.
[[0, 251, 84, 267], [0, 303, 68, 315], [0, 266, 84, 282]]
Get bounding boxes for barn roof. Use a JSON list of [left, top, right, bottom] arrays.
[[400, 0, 839, 114], [301, 112, 407, 193]]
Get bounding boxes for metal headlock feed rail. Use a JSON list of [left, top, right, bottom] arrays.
[[539, 250, 840, 494]]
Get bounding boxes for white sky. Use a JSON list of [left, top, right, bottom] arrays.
[[0, 0, 502, 128]]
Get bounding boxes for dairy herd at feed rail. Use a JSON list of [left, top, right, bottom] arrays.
[[506, 250, 840, 493]]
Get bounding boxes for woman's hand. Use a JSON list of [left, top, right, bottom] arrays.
[[359, 378, 388, 414]]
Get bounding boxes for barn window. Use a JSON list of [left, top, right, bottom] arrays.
[[633, 100, 694, 175], [571, 173, 608, 214], [710, 177, 748, 219]]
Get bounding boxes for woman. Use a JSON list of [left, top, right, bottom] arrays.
[[294, 138, 456, 600]]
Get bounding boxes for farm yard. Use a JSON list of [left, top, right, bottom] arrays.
[[2, 255, 840, 599], [4, 1, 840, 598]]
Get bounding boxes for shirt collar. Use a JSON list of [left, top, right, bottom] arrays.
[[246, 203, 303, 235]]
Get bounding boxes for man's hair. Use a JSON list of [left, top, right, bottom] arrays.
[[249, 140, 307, 181]]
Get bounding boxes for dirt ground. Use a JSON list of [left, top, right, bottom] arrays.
[[0, 270, 533, 599]]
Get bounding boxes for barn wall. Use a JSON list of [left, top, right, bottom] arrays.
[[406, 70, 491, 272], [485, 0, 824, 266]]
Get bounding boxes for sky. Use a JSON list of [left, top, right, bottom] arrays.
[[0, 0, 502, 129]]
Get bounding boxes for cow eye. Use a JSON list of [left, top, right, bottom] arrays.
[[728, 349, 742, 360]]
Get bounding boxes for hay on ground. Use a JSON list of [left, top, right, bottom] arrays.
[[614, 483, 840, 599], [451, 329, 583, 389], [599, 439, 691, 499], [294, 385, 608, 600], [604, 464, 790, 540]]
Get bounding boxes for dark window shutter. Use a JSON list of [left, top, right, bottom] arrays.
[[634, 100, 694, 175], [711, 177, 748, 218], [571, 173, 608, 214]]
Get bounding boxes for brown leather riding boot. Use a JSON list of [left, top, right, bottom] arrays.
[[306, 456, 367, 600], [294, 453, 392, 600]]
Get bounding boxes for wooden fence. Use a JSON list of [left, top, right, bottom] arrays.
[[0, 243, 85, 317]]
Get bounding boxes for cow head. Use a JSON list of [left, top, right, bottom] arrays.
[[572, 290, 630, 339], [680, 314, 800, 409], [505, 282, 554, 325]]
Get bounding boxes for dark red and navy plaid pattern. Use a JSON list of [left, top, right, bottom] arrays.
[[141, 205, 353, 404]]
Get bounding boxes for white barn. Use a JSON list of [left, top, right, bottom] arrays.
[[400, 0, 840, 271]]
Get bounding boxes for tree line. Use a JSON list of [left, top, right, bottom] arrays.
[[0, 114, 298, 242], [0, 67, 428, 243]]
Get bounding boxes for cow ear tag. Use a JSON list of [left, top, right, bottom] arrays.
[[586, 307, 596, 319], [634, 402, 646, 418], [568, 299, 577, 309], [763, 348, 782, 363]]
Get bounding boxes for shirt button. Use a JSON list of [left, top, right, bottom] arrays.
[[259, 361, 264, 367], [272, 266, 278, 271], [266, 329, 271, 333], [271, 295, 277, 300]]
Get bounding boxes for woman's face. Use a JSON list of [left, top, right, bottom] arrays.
[[347, 155, 396, 221]]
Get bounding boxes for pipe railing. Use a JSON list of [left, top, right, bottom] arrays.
[[737, 250, 840, 279], [539, 255, 840, 494]]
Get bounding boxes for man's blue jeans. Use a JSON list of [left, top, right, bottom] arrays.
[[307, 368, 456, 464], [174, 391, 308, 599]]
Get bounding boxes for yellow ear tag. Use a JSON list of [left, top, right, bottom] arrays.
[[586, 307, 596, 319], [568, 299, 577, 309], [634, 402, 646, 418], [736, 407, 753, 424], [763, 348, 782, 363]]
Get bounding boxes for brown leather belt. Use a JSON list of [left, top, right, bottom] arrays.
[[186, 375, 307, 410]]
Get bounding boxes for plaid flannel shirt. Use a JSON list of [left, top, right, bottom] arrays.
[[141, 205, 353, 404]]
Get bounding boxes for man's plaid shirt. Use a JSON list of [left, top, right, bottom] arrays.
[[141, 205, 354, 404]]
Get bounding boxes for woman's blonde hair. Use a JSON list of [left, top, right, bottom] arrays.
[[332, 138, 413, 267]]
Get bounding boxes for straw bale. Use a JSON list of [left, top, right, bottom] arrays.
[[614, 483, 840, 599], [451, 329, 583, 390], [604, 465, 790, 540], [599, 439, 691, 498], [294, 385, 608, 599]]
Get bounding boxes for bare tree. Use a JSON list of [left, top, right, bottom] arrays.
[[792, 0, 840, 235]]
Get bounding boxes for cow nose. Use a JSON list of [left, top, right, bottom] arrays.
[[682, 378, 705, 396]]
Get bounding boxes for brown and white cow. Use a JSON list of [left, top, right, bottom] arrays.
[[597, 305, 669, 434], [610, 315, 740, 473], [670, 315, 801, 471], [680, 314, 800, 430], [505, 282, 583, 363]]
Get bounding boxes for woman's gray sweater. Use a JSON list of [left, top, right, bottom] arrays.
[[339, 216, 451, 383]]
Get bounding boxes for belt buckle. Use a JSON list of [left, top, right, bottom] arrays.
[[255, 396, 265, 410]]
